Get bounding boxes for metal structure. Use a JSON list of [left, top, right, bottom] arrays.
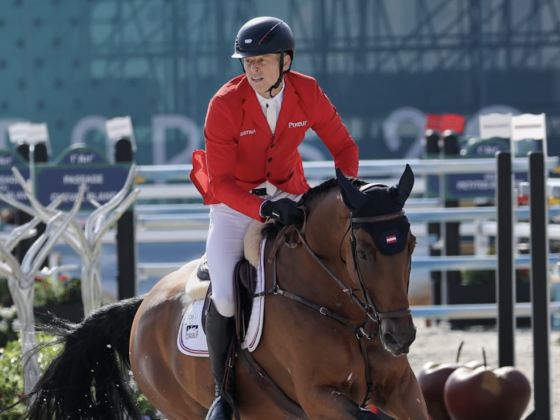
[[3, 0, 560, 160], [87, 0, 259, 135], [90, 0, 560, 117], [0, 190, 81, 396], [2, 166, 140, 316]]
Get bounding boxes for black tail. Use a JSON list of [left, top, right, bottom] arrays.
[[25, 295, 145, 420]]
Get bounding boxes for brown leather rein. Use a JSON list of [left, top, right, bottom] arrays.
[[254, 208, 413, 411]]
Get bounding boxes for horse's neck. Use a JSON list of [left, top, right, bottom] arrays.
[[305, 190, 347, 257]]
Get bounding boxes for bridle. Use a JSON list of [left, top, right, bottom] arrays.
[[342, 209, 412, 323], [256, 208, 414, 408]]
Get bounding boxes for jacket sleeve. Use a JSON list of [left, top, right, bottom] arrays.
[[310, 82, 359, 178], [204, 97, 266, 221]]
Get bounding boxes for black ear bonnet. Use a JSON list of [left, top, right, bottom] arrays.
[[336, 165, 414, 256]]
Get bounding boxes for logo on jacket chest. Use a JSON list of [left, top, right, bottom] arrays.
[[288, 121, 308, 128]]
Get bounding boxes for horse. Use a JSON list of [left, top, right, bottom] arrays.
[[24, 165, 428, 420]]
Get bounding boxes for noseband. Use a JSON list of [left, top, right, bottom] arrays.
[[256, 208, 414, 409]]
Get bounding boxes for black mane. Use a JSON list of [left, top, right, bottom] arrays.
[[262, 176, 366, 239]]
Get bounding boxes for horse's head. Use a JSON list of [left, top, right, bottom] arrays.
[[336, 165, 416, 356]]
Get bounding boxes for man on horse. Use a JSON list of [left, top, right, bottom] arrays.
[[190, 16, 360, 420]]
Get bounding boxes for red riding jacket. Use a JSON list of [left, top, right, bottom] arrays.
[[190, 71, 359, 221]]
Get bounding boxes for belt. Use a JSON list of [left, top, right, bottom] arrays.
[[251, 187, 268, 196], [251, 182, 277, 197]]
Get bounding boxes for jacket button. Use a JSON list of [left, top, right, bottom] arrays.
[[267, 172, 271, 177], [268, 157, 273, 162], [270, 144, 275, 148]]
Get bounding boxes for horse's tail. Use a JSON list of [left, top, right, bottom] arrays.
[[25, 295, 145, 420]]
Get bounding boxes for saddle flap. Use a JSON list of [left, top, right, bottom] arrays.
[[236, 259, 257, 294], [234, 259, 258, 342]]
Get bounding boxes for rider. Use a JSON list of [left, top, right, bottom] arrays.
[[190, 16, 360, 420]]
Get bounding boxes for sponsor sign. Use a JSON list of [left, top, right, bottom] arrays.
[[427, 137, 528, 199], [34, 144, 131, 210]]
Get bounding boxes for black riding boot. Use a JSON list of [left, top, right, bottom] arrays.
[[205, 301, 235, 420]]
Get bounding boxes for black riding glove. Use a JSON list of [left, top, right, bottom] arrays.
[[260, 198, 304, 226]]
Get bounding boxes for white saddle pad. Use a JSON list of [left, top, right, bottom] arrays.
[[177, 239, 267, 357]]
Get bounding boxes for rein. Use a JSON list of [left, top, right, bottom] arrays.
[[255, 209, 412, 409]]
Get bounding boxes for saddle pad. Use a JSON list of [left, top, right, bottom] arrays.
[[177, 239, 267, 357]]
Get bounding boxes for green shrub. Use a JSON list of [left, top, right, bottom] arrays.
[[0, 333, 159, 419], [461, 268, 531, 285], [0, 306, 17, 346], [0, 334, 61, 419], [0, 276, 83, 309]]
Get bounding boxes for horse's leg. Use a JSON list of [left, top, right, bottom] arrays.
[[374, 365, 429, 420]]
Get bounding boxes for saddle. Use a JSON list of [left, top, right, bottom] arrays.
[[198, 257, 258, 344]]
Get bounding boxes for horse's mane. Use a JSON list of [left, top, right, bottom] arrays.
[[262, 176, 366, 239]]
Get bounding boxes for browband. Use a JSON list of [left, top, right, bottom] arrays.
[[351, 209, 405, 224]]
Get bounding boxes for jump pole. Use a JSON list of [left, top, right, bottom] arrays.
[[525, 151, 552, 420]]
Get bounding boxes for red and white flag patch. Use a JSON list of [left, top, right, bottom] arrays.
[[386, 235, 397, 244]]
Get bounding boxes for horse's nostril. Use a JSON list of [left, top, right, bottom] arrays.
[[382, 332, 397, 346]]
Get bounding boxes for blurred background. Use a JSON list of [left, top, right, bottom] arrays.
[[1, 3, 559, 419], [2, 0, 560, 163], [1, 0, 560, 304]]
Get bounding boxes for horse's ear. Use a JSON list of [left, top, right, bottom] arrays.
[[336, 168, 368, 213], [391, 164, 414, 207]]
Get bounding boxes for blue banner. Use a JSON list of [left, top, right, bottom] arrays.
[[34, 165, 130, 210], [428, 172, 529, 199], [0, 150, 29, 209]]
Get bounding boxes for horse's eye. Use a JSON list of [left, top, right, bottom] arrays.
[[357, 251, 368, 260]]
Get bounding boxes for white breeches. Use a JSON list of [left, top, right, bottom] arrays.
[[206, 189, 301, 317]]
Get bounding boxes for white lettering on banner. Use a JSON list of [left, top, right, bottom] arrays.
[[0, 105, 534, 165], [240, 129, 256, 136], [0, 155, 15, 165], [288, 121, 307, 128], [456, 179, 496, 191], [62, 174, 104, 185], [383, 107, 426, 158], [152, 115, 201, 166], [50, 190, 117, 203], [455, 174, 496, 191], [0, 174, 18, 184], [0, 190, 27, 200], [69, 152, 96, 164]]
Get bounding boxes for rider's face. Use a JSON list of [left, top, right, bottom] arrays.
[[244, 53, 291, 97]]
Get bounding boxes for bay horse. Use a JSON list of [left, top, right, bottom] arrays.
[[24, 166, 428, 420]]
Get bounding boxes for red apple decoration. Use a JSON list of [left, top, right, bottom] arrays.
[[417, 361, 464, 420], [417, 343, 483, 420], [444, 366, 531, 420]]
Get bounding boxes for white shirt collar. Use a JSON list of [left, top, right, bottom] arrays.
[[255, 81, 285, 108]]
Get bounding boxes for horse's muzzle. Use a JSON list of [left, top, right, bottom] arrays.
[[380, 320, 417, 356]]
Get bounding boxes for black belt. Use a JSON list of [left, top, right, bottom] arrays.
[[251, 187, 267, 196]]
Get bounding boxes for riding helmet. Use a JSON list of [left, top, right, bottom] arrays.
[[232, 17, 295, 61]]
